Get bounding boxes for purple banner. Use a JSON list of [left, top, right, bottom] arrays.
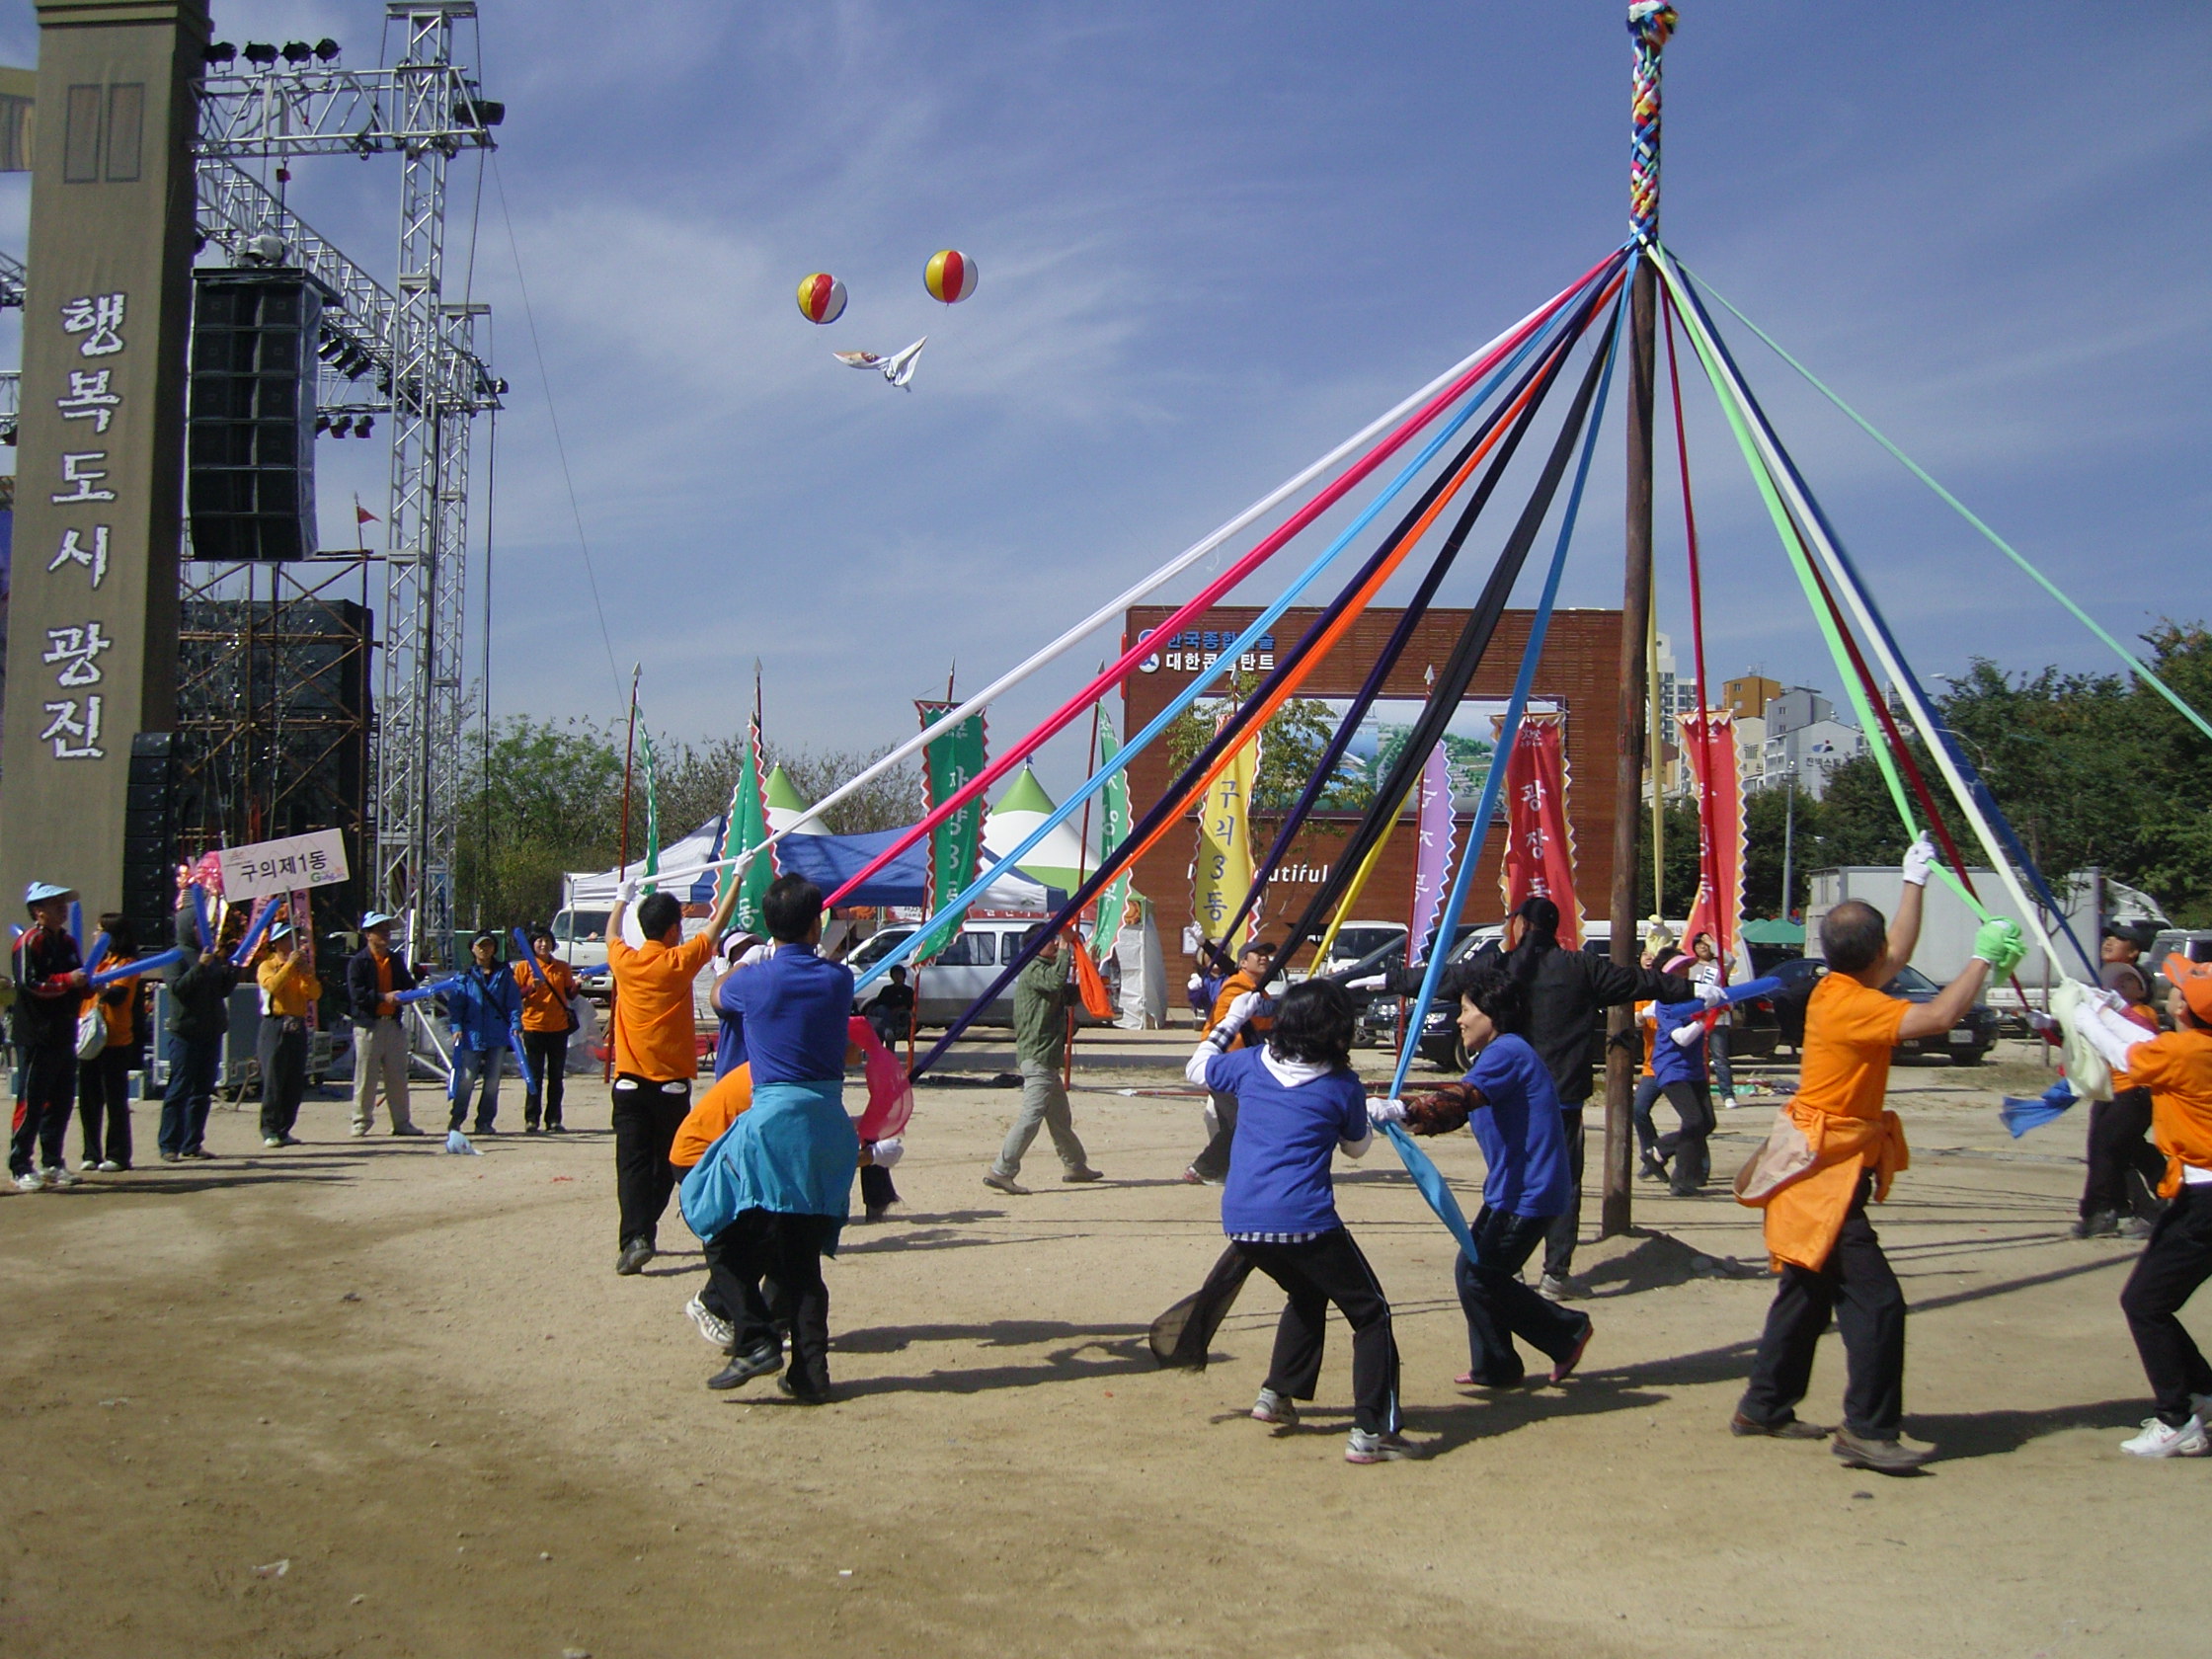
[[1407, 741, 1455, 964]]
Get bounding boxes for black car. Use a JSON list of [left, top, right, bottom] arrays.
[[1311, 924, 1491, 1066], [1742, 956, 1997, 1066]]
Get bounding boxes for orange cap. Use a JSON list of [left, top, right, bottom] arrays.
[[2161, 954, 2212, 1024]]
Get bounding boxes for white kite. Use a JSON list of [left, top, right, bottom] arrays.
[[834, 335, 927, 388]]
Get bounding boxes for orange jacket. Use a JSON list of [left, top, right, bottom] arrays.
[[513, 955, 579, 1033], [1204, 970, 1274, 1048], [670, 1064, 752, 1170], [608, 927, 718, 1082], [80, 957, 141, 1049], [2124, 1027, 2212, 1199], [257, 953, 322, 1020]]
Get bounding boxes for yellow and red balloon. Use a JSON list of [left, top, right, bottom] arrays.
[[796, 272, 847, 325], [923, 249, 978, 304]]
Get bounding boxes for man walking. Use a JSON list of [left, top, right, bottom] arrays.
[[986, 926, 1103, 1194], [348, 912, 424, 1138], [11, 881, 88, 1190], [606, 874, 743, 1275]]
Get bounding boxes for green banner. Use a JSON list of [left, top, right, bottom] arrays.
[[1089, 709, 1131, 959], [639, 730, 662, 893], [912, 700, 988, 964], [715, 718, 774, 934]]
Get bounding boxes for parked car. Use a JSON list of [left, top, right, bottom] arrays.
[[841, 922, 1119, 1029], [1746, 956, 1996, 1065]]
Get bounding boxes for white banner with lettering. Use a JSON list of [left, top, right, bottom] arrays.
[[216, 830, 350, 903]]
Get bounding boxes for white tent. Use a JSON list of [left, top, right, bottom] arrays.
[[983, 765, 1094, 893]]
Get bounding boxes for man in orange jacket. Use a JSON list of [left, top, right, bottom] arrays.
[[1731, 833, 2022, 1473], [607, 874, 743, 1275], [2074, 955, 2212, 1458]]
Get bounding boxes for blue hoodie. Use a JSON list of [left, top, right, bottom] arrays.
[[446, 962, 522, 1053]]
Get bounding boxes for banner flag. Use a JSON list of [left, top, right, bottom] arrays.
[[913, 699, 988, 964], [639, 730, 663, 892], [714, 713, 775, 934], [1679, 708, 1745, 962], [1089, 707, 1132, 960], [1407, 741, 1455, 963], [1498, 714, 1582, 948], [1193, 712, 1258, 951]]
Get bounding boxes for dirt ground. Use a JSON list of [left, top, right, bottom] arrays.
[[2, 1035, 2202, 1659]]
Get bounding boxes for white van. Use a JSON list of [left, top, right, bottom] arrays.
[[844, 922, 1119, 1028]]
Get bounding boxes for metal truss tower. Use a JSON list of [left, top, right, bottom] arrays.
[[192, 2, 502, 959]]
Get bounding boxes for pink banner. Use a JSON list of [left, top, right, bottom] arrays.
[[1407, 742, 1455, 964], [1498, 716, 1582, 949], [1679, 709, 1745, 962]]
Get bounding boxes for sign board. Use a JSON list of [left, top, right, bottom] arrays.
[[216, 829, 349, 903]]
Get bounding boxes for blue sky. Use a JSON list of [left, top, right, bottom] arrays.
[[3, 1, 2205, 807]]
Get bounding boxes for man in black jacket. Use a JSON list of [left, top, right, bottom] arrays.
[[11, 881, 88, 1190], [158, 936, 241, 1162], [1401, 897, 1707, 1296], [347, 912, 424, 1137]]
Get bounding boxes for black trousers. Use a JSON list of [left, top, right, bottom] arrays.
[[521, 1029, 567, 1128], [1739, 1174, 1907, 1439], [1543, 1106, 1586, 1279], [2119, 1184, 2212, 1427], [859, 1162, 899, 1210], [257, 1018, 308, 1141], [76, 1045, 134, 1168], [611, 1073, 690, 1247], [12, 1045, 76, 1175], [1234, 1227, 1400, 1435], [707, 1208, 832, 1392], [1456, 1206, 1591, 1385], [1655, 1080, 1714, 1194], [1191, 1090, 1239, 1180], [2082, 1088, 2165, 1222]]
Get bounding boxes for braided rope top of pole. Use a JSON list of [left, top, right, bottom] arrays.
[[1628, 1, 1678, 244]]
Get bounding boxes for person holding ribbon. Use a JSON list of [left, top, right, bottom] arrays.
[[254, 920, 322, 1148], [348, 913, 425, 1139], [514, 925, 581, 1134], [12, 881, 88, 1190], [1730, 832, 2024, 1473], [444, 932, 523, 1137], [78, 912, 146, 1173]]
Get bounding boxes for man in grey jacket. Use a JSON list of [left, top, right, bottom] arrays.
[[984, 927, 1104, 1194]]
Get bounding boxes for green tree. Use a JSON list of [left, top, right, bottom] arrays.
[[455, 716, 626, 926], [1162, 675, 1361, 813]]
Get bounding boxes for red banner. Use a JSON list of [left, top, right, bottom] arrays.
[[1498, 715, 1582, 948], [1679, 709, 1745, 961]]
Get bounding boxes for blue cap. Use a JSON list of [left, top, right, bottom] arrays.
[[361, 910, 398, 929], [24, 881, 77, 906]]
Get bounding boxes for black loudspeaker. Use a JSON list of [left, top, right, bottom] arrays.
[[121, 730, 179, 947], [187, 269, 323, 561]]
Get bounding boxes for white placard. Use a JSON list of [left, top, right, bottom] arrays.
[[216, 830, 350, 903]]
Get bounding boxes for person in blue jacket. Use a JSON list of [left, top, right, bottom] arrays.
[[1185, 976, 1414, 1464], [445, 931, 523, 1135], [1385, 967, 1594, 1391], [1644, 988, 1715, 1196]]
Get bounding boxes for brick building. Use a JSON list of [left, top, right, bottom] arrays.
[[1120, 603, 1625, 967]]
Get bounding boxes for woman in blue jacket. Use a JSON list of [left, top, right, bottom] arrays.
[[445, 932, 523, 1134]]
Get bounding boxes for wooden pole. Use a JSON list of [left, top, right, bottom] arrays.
[[1606, 2, 1675, 1238]]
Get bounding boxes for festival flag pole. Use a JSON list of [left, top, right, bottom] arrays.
[[1065, 672, 1105, 1088], [606, 664, 641, 1083], [1603, 1, 1677, 1239]]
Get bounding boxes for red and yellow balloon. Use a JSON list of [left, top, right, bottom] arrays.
[[795, 272, 847, 325], [922, 249, 978, 304]]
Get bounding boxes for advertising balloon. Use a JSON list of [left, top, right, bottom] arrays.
[[796, 272, 847, 324], [922, 249, 978, 304]]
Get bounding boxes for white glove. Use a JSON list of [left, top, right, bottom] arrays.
[[1669, 1020, 1704, 1048], [1901, 831, 1937, 889], [1696, 980, 1729, 1008], [1366, 1096, 1407, 1126], [2025, 1009, 2060, 1039], [615, 876, 642, 908], [1215, 989, 1263, 1038], [867, 1136, 904, 1170], [1346, 973, 1385, 991]]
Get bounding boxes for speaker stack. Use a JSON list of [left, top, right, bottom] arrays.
[[121, 730, 179, 947], [187, 269, 326, 562]]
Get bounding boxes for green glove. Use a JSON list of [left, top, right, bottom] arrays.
[[1971, 917, 2026, 978]]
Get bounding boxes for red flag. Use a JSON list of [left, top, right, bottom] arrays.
[[1498, 715, 1582, 948], [1678, 709, 1745, 961], [356, 502, 378, 525]]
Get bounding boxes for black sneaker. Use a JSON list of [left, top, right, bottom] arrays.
[[547, 1124, 568, 1135], [2072, 1211, 2119, 1239], [2120, 1215, 2157, 1240], [776, 1374, 833, 1405], [707, 1343, 783, 1390], [1639, 1154, 1668, 1183], [523, 1124, 541, 1135], [614, 1237, 655, 1276], [1731, 1410, 1830, 1439]]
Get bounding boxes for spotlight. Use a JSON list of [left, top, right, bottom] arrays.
[[280, 40, 313, 65], [204, 40, 236, 66], [456, 97, 505, 128], [331, 415, 354, 437], [313, 38, 341, 62], [239, 231, 287, 267], [314, 413, 331, 434], [356, 416, 373, 438], [317, 331, 346, 362], [243, 40, 278, 67]]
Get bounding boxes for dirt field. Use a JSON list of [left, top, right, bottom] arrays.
[[2, 1037, 2201, 1658]]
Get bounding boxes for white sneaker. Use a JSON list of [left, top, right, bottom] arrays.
[[1251, 1387, 1299, 1427], [95, 1160, 123, 1173], [2192, 1393, 2212, 1426], [349, 1125, 368, 1138], [684, 1294, 736, 1349], [263, 1137, 284, 1148], [1345, 1428, 1422, 1463], [13, 1170, 46, 1193], [2120, 1416, 2209, 1459], [42, 1166, 79, 1189], [1721, 1095, 1740, 1110]]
